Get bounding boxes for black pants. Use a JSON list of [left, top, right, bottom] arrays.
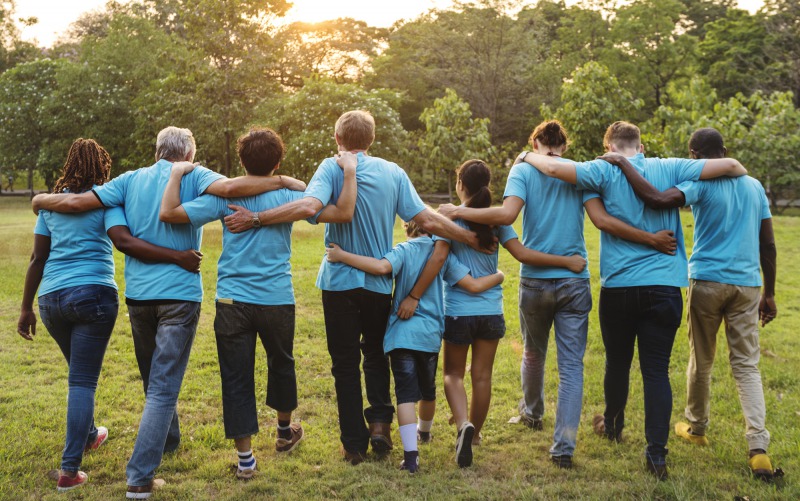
[[322, 289, 394, 453]]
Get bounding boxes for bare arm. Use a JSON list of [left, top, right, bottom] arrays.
[[759, 217, 777, 326], [438, 196, 524, 226], [503, 238, 586, 273], [412, 208, 490, 253], [522, 152, 577, 184], [317, 152, 357, 223], [325, 243, 392, 275], [598, 153, 686, 209], [224, 197, 324, 233], [396, 240, 450, 320], [32, 192, 103, 215], [456, 271, 505, 294], [159, 163, 194, 224], [699, 158, 747, 179], [18, 234, 50, 340], [107, 226, 202, 273], [205, 173, 306, 198], [584, 198, 677, 255]]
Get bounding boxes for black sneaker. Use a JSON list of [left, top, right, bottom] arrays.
[[400, 450, 420, 474], [455, 422, 475, 468], [646, 460, 668, 481], [417, 431, 433, 443], [551, 455, 573, 469]]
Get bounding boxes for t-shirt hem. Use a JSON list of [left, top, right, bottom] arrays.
[[688, 275, 762, 288], [38, 281, 118, 298]]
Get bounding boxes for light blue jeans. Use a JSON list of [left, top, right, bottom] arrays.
[[125, 302, 201, 487], [518, 278, 591, 457]]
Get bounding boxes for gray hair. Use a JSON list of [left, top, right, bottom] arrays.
[[155, 126, 196, 162]]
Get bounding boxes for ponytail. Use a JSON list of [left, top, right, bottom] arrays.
[[456, 160, 494, 250], [529, 120, 569, 152]]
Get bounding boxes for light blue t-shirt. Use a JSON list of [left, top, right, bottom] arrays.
[[433, 218, 517, 316], [93, 159, 224, 301], [34, 194, 127, 296], [677, 175, 771, 287], [575, 153, 706, 287], [181, 189, 306, 305], [504, 161, 589, 279], [305, 153, 426, 295], [382, 237, 469, 354]]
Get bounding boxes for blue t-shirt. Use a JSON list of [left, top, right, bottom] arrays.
[[677, 175, 771, 287], [304, 153, 427, 295], [575, 153, 706, 287], [504, 161, 589, 279], [92, 159, 224, 301], [34, 197, 127, 296], [382, 237, 469, 354], [181, 189, 306, 305], [433, 218, 517, 316]]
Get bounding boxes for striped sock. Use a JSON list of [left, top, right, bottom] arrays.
[[277, 420, 292, 440], [237, 450, 256, 471]]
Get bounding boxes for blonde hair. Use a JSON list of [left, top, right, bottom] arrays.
[[335, 110, 375, 151], [603, 121, 641, 151]]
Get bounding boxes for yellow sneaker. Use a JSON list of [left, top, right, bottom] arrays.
[[748, 453, 774, 481], [674, 422, 709, 446]]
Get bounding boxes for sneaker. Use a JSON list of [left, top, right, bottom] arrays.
[[126, 479, 166, 499], [56, 471, 87, 492], [748, 451, 774, 481], [276, 423, 304, 453], [417, 431, 433, 444], [369, 422, 393, 454], [455, 422, 475, 468], [400, 450, 420, 474], [85, 426, 109, 451], [593, 414, 622, 443], [517, 401, 543, 430], [674, 422, 709, 446], [646, 460, 668, 481], [342, 448, 366, 466], [551, 455, 573, 469]]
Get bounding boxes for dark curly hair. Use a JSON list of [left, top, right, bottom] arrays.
[[52, 138, 112, 194]]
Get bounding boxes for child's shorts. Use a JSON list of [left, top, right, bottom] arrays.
[[444, 314, 506, 345], [389, 348, 439, 405]]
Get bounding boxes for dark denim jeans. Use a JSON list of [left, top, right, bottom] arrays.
[[125, 301, 201, 487], [599, 286, 683, 465], [443, 314, 506, 345], [38, 284, 119, 473], [214, 302, 297, 439], [322, 289, 393, 454], [389, 349, 439, 405]]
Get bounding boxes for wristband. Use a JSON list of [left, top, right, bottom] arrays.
[[408, 293, 421, 301]]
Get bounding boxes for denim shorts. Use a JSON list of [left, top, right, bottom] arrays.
[[444, 314, 506, 345], [389, 349, 438, 405]]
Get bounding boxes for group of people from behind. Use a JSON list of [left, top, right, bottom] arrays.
[[17, 108, 778, 498]]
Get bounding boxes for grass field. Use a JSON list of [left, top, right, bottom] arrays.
[[0, 195, 798, 500]]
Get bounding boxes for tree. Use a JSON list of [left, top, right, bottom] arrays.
[[0, 0, 40, 73], [762, 0, 800, 107], [542, 61, 642, 160], [678, 0, 736, 38]]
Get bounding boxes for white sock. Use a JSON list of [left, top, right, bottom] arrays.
[[237, 450, 256, 470], [399, 423, 418, 452], [417, 419, 433, 433]]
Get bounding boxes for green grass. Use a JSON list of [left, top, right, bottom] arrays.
[[0, 196, 797, 500]]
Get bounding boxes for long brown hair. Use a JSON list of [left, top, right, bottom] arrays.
[[529, 120, 569, 152], [52, 138, 112, 194], [456, 159, 494, 249]]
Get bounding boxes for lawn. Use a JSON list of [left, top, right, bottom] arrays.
[[0, 196, 797, 500]]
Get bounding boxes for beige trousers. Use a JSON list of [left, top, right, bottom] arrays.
[[685, 279, 770, 451]]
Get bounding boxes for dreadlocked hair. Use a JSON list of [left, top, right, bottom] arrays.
[[456, 159, 495, 250], [52, 138, 112, 194]]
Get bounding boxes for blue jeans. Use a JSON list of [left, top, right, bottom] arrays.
[[599, 286, 683, 465], [125, 302, 200, 487], [38, 285, 119, 472], [389, 349, 439, 405], [518, 278, 590, 457]]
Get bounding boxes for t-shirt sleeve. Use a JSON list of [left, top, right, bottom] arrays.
[[503, 165, 528, 202], [675, 180, 702, 207], [442, 254, 470, 287], [92, 171, 131, 207], [668, 158, 706, 184], [103, 206, 129, 230], [496, 224, 517, 244], [382, 244, 404, 278], [396, 169, 426, 222], [758, 183, 772, 220], [33, 212, 50, 237], [582, 190, 601, 203], [182, 194, 227, 227], [194, 166, 226, 195], [304, 160, 335, 207], [431, 234, 452, 246], [574, 160, 606, 193]]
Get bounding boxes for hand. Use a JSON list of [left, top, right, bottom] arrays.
[[598, 152, 626, 167], [17, 309, 36, 340], [759, 295, 777, 326], [396, 295, 419, 320], [437, 203, 459, 220], [171, 161, 199, 176], [325, 243, 343, 262], [335, 151, 358, 172], [176, 249, 203, 273], [513, 151, 528, 165], [224, 204, 258, 233], [280, 175, 307, 192], [566, 255, 587, 273], [467, 233, 498, 255], [650, 230, 677, 255]]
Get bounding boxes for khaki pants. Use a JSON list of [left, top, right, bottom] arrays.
[[685, 280, 770, 451]]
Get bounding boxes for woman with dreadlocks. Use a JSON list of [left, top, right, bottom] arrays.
[[17, 138, 203, 493]]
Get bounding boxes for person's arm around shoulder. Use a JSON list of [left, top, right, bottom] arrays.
[[317, 152, 357, 223], [759, 217, 777, 326], [503, 238, 587, 273], [521, 152, 577, 184], [396, 240, 450, 320], [411, 208, 491, 254], [159, 161, 196, 224], [699, 158, 747, 180], [205, 171, 307, 198], [31, 192, 103, 215], [584, 197, 677, 255], [456, 270, 505, 294], [438, 196, 523, 226], [598, 153, 686, 209], [106, 225, 203, 273], [325, 243, 392, 275], [18, 234, 50, 340]]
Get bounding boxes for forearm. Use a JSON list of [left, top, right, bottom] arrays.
[[522, 152, 577, 184], [418, 210, 476, 246], [337, 252, 391, 275], [458, 272, 503, 293], [208, 175, 284, 198], [32, 193, 102, 213], [699, 158, 747, 179], [409, 242, 448, 299], [258, 198, 321, 225], [760, 243, 777, 297], [159, 171, 188, 223], [453, 205, 516, 226], [108, 227, 183, 265], [21, 258, 45, 311], [513, 247, 574, 268], [317, 169, 356, 223], [614, 159, 682, 209]]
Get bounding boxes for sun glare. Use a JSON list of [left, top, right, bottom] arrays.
[[285, 0, 452, 27]]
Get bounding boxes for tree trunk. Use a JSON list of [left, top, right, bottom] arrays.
[[28, 165, 34, 199], [223, 131, 232, 177]]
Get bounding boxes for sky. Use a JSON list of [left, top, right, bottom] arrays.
[[16, 0, 767, 48]]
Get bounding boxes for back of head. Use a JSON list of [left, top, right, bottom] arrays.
[[53, 138, 112, 194], [603, 121, 641, 152], [688, 127, 726, 159], [456, 159, 494, 249], [156, 126, 196, 162], [237, 127, 285, 176], [335, 110, 375, 151], [529, 120, 569, 152], [404, 205, 432, 238]]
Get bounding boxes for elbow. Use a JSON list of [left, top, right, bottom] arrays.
[[416, 212, 437, 234], [215, 182, 234, 198], [301, 202, 319, 219], [499, 213, 516, 226]]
